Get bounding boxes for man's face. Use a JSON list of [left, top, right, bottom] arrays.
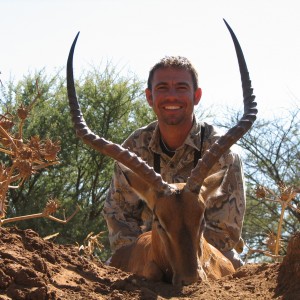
[[145, 67, 201, 127]]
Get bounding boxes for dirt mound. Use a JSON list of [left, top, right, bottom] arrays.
[[275, 231, 300, 298], [0, 226, 299, 300]]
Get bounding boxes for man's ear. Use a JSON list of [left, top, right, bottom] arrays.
[[145, 88, 153, 107], [194, 87, 202, 106]]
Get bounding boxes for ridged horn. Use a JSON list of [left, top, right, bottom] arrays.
[[66, 32, 171, 194], [186, 19, 257, 194]]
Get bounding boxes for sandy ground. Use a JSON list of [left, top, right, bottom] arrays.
[[0, 226, 299, 300]]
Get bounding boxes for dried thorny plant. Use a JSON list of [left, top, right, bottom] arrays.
[[246, 183, 300, 262], [0, 80, 79, 225], [1, 198, 80, 226], [78, 231, 105, 257], [244, 231, 282, 263]]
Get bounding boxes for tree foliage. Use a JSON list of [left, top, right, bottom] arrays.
[[217, 107, 300, 261], [2, 65, 299, 263], [0, 65, 154, 259]]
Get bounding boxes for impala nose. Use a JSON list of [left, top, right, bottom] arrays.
[[172, 272, 201, 286]]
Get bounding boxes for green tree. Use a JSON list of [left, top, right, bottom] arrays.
[[1, 65, 154, 259], [216, 107, 300, 261]]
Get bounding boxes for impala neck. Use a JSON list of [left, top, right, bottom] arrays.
[[151, 228, 173, 282]]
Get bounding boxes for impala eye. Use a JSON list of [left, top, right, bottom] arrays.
[[157, 223, 163, 229], [153, 213, 165, 231], [200, 217, 206, 233]]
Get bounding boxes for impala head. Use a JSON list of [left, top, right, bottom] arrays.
[[152, 185, 205, 285], [67, 19, 257, 286], [122, 167, 225, 285]]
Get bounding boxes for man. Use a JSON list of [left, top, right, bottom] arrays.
[[102, 56, 245, 268]]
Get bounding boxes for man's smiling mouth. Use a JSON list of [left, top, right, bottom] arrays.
[[164, 106, 182, 110]]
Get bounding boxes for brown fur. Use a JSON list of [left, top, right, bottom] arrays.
[[110, 170, 235, 286]]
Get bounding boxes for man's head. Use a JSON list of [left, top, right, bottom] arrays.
[[147, 56, 199, 91], [145, 56, 202, 130]]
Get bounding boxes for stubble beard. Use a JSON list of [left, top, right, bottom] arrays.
[[161, 114, 186, 126]]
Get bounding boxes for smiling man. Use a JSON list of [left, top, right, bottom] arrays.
[[145, 66, 201, 149], [102, 56, 246, 269]]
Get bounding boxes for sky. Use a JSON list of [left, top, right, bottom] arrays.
[[1, 0, 300, 119]]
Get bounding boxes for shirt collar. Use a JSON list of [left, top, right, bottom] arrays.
[[149, 116, 203, 153]]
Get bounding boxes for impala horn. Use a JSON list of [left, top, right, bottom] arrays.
[[66, 32, 172, 195], [185, 19, 257, 193]]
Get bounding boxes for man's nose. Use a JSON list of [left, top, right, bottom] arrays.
[[166, 87, 178, 99]]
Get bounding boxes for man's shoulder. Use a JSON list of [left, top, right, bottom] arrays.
[[131, 121, 157, 136], [122, 121, 157, 149], [196, 121, 222, 141], [198, 121, 241, 156]]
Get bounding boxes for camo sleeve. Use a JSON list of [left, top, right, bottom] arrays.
[[203, 150, 246, 252], [102, 163, 146, 252]]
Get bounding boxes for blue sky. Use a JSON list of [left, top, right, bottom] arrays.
[[1, 0, 300, 118]]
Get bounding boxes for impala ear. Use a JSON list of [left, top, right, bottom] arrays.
[[119, 164, 159, 211], [200, 169, 226, 202]]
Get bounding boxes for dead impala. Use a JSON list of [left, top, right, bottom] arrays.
[[66, 20, 257, 286]]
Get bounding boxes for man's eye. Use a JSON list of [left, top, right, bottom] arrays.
[[177, 86, 188, 91], [157, 86, 167, 90]]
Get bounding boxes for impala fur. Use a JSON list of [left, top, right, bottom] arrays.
[[67, 19, 257, 286]]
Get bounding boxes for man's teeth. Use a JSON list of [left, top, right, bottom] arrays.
[[165, 106, 181, 110]]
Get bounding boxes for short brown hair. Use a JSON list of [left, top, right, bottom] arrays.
[[147, 56, 199, 90]]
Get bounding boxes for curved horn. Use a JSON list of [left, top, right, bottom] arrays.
[[66, 32, 171, 194], [186, 19, 257, 193]]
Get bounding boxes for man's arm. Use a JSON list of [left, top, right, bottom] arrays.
[[102, 163, 145, 252], [203, 150, 246, 252]]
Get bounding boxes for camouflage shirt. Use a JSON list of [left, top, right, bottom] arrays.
[[102, 117, 246, 253]]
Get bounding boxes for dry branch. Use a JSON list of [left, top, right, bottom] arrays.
[[252, 184, 300, 260], [0, 84, 79, 226]]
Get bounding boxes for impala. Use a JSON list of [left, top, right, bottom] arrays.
[[66, 20, 257, 286]]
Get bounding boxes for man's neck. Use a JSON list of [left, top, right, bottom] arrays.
[[159, 121, 194, 151]]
